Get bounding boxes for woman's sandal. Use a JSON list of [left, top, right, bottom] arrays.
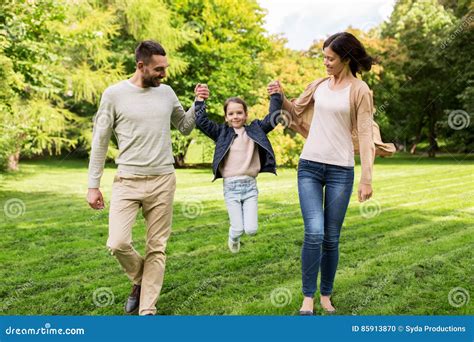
[[322, 307, 336, 315], [298, 310, 314, 316], [321, 303, 336, 315]]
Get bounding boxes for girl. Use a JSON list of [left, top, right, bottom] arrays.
[[268, 32, 394, 315], [195, 88, 282, 253]]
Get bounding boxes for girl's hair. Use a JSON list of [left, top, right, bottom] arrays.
[[223, 97, 248, 115], [323, 32, 374, 76]]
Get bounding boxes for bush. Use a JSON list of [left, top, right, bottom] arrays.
[[268, 126, 305, 167]]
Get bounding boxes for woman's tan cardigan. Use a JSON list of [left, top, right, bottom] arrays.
[[282, 77, 396, 185]]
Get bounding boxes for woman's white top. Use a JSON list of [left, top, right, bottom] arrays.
[[300, 79, 354, 167]]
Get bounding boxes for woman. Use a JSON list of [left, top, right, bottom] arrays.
[[268, 32, 394, 315]]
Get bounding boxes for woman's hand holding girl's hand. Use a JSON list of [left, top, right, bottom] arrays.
[[267, 80, 282, 95]]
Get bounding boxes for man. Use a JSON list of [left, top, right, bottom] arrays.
[[87, 40, 209, 315]]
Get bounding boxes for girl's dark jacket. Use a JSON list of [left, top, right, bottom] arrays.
[[195, 93, 283, 181]]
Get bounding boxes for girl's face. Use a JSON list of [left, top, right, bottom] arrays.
[[225, 102, 248, 128], [323, 46, 348, 76]]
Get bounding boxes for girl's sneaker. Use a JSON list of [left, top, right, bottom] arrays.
[[228, 238, 240, 253]]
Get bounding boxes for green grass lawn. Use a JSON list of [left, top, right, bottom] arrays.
[[0, 153, 473, 315]]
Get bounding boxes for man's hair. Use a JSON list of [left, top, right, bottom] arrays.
[[135, 40, 166, 64]]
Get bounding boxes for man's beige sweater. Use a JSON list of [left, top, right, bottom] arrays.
[[88, 80, 195, 188]]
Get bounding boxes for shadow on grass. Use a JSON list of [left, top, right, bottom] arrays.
[[0, 190, 471, 315]]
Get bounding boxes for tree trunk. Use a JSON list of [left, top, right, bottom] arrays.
[[173, 138, 193, 168], [427, 105, 439, 158], [7, 151, 20, 172], [174, 155, 186, 168], [410, 120, 424, 155]]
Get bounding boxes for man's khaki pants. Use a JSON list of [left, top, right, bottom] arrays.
[[107, 171, 176, 315]]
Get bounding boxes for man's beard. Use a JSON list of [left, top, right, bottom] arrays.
[[142, 75, 163, 88]]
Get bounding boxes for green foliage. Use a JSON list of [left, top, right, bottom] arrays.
[[0, 0, 74, 169], [0, 0, 202, 170], [166, 0, 274, 163], [0, 0, 129, 169], [167, 0, 271, 117], [248, 36, 324, 166], [62, 1, 124, 103], [185, 130, 215, 164], [268, 127, 305, 166], [379, 0, 473, 155], [1, 0, 472, 172], [115, 0, 192, 75], [0, 52, 22, 169], [10, 99, 81, 156], [171, 129, 193, 166]]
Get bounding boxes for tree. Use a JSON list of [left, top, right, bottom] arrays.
[[1, 0, 81, 170], [249, 36, 325, 166], [381, 0, 458, 157], [435, 2, 474, 153], [0, 0, 198, 171], [165, 0, 272, 165]]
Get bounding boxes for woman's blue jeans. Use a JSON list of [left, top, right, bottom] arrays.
[[297, 159, 354, 297]]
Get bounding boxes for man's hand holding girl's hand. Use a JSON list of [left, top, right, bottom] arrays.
[[195, 83, 209, 101]]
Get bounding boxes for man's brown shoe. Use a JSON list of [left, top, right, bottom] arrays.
[[124, 284, 141, 314]]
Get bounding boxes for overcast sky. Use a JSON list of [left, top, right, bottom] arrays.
[[257, 0, 396, 50]]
